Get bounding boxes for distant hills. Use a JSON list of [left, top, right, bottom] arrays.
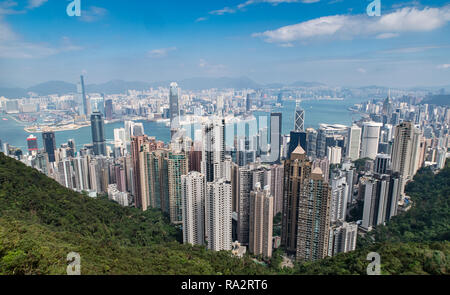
[[1, 77, 448, 99], [0, 77, 328, 98], [422, 94, 450, 106]]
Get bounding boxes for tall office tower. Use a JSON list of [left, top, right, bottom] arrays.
[[346, 125, 361, 160], [167, 151, 188, 224], [270, 164, 284, 216], [206, 178, 232, 251], [281, 145, 312, 254], [236, 166, 253, 245], [202, 119, 225, 182], [330, 172, 348, 223], [91, 112, 107, 156], [306, 128, 317, 158], [67, 139, 76, 158], [42, 131, 56, 163], [382, 92, 393, 117], [249, 185, 274, 258], [360, 173, 401, 231], [391, 121, 421, 181], [327, 146, 342, 165], [105, 99, 113, 120], [288, 131, 307, 159], [294, 100, 305, 132], [79, 75, 90, 116], [27, 135, 38, 156], [269, 112, 282, 163], [181, 171, 206, 246], [296, 167, 332, 262], [360, 122, 383, 159], [146, 149, 170, 212], [246, 93, 251, 113], [169, 82, 180, 137], [328, 221, 358, 256], [374, 154, 391, 174], [316, 124, 348, 159]]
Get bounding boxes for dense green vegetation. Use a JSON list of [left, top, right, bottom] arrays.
[[0, 153, 271, 275], [0, 152, 448, 275]]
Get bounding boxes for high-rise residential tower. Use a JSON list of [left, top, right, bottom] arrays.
[[296, 167, 332, 262], [202, 119, 225, 182], [249, 184, 274, 258], [391, 121, 421, 198], [167, 151, 188, 224], [181, 171, 206, 246], [391, 121, 421, 180], [206, 178, 232, 251]]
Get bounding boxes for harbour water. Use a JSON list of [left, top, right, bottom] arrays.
[[0, 99, 362, 151]]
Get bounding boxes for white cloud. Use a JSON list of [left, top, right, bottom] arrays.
[[80, 6, 108, 22], [437, 64, 450, 69], [148, 47, 177, 58], [253, 5, 450, 43], [380, 45, 444, 54], [0, 20, 82, 59], [238, 0, 319, 10], [0, 0, 24, 15], [195, 17, 208, 22], [209, 7, 236, 15], [357, 68, 367, 74], [375, 33, 399, 39], [205, 0, 318, 17], [26, 0, 48, 9]]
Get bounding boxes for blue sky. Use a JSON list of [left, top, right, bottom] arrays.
[[0, 0, 449, 88]]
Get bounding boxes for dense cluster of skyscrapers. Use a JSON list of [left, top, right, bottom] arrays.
[[1, 83, 449, 265]]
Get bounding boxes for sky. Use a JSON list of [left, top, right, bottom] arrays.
[[0, 0, 449, 88]]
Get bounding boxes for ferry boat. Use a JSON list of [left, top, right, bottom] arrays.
[[2, 118, 8, 121]]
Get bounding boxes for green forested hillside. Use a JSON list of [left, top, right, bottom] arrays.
[[0, 153, 271, 275], [0, 152, 448, 275]]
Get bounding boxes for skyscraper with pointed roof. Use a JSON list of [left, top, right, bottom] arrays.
[[281, 144, 311, 254]]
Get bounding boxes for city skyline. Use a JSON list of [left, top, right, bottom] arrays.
[[0, 0, 450, 88]]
